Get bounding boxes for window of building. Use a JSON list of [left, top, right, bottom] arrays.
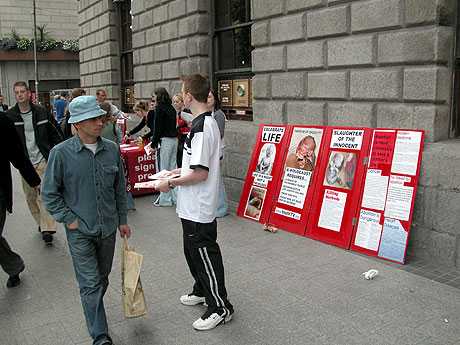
[[115, 0, 134, 112], [212, 0, 253, 121]]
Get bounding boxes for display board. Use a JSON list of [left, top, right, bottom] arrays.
[[305, 128, 372, 248], [350, 129, 424, 263], [237, 124, 424, 264], [237, 125, 289, 224], [267, 126, 327, 235]]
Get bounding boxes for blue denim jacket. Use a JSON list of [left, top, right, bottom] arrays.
[[42, 135, 127, 238]]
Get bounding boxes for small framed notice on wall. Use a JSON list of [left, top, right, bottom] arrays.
[[232, 79, 250, 107], [218, 80, 233, 107]]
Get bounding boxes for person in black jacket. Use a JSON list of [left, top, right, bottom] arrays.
[[0, 115, 41, 288], [151, 87, 178, 207], [5, 81, 62, 245]]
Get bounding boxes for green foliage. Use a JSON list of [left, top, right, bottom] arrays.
[[16, 38, 33, 51], [0, 28, 79, 53]]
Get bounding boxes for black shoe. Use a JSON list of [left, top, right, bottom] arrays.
[[6, 265, 24, 288], [42, 231, 54, 246]]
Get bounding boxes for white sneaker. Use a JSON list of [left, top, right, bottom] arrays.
[[192, 310, 233, 331], [180, 294, 206, 306]]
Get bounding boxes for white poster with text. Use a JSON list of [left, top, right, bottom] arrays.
[[330, 129, 364, 150], [384, 175, 413, 221], [362, 169, 389, 211], [391, 131, 422, 176], [278, 168, 312, 209], [354, 209, 382, 251], [318, 189, 347, 232]]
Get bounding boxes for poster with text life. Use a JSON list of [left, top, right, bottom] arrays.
[[237, 125, 289, 224]]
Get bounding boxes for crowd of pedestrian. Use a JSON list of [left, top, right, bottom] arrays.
[[0, 74, 231, 345]]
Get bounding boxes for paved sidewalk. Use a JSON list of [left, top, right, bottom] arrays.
[[1, 173, 459, 345]]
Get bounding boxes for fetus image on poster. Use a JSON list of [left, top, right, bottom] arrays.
[[255, 143, 276, 175], [324, 151, 357, 190], [285, 135, 317, 171], [244, 186, 267, 220]]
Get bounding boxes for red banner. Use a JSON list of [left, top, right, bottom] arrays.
[[120, 143, 156, 196]]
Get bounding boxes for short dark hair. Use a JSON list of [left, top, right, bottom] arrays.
[[13, 81, 29, 91], [99, 102, 112, 115], [181, 74, 210, 103], [154, 87, 172, 106], [71, 88, 86, 99], [210, 89, 221, 111]]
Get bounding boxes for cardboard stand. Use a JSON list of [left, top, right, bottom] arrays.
[[267, 126, 327, 235], [237, 125, 289, 224], [304, 127, 372, 249], [350, 129, 424, 263]]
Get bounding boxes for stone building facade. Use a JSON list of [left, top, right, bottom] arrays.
[[78, 0, 460, 267], [0, 0, 80, 105]]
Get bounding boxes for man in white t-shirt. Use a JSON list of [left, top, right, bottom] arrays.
[[157, 74, 233, 331]]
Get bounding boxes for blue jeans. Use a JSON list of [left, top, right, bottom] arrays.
[[126, 191, 135, 210], [66, 229, 116, 345], [216, 174, 228, 217], [155, 137, 177, 206]]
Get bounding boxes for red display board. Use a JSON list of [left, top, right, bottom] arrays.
[[305, 128, 372, 249], [267, 126, 327, 235], [120, 143, 156, 196], [350, 129, 424, 264], [237, 125, 289, 224]]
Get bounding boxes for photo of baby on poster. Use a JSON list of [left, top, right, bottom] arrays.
[[284, 129, 323, 172], [255, 143, 276, 176], [244, 186, 267, 220], [323, 151, 357, 190]]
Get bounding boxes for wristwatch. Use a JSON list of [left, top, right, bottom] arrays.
[[168, 180, 175, 189]]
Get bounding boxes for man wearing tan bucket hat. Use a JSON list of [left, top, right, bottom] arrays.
[[42, 95, 131, 345]]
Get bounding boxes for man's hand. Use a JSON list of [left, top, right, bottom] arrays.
[[156, 180, 170, 193], [35, 185, 41, 195], [67, 219, 79, 230], [119, 224, 132, 238]]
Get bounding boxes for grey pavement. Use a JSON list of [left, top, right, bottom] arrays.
[[1, 171, 460, 345]]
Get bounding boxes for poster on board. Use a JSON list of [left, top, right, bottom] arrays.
[[237, 125, 289, 224], [267, 126, 326, 235], [306, 127, 371, 249], [350, 129, 424, 264]]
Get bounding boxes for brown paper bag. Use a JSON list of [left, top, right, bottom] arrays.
[[121, 237, 147, 318]]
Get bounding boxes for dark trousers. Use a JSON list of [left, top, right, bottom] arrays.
[[177, 134, 187, 168], [0, 200, 24, 277], [66, 229, 116, 345], [181, 218, 233, 313]]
